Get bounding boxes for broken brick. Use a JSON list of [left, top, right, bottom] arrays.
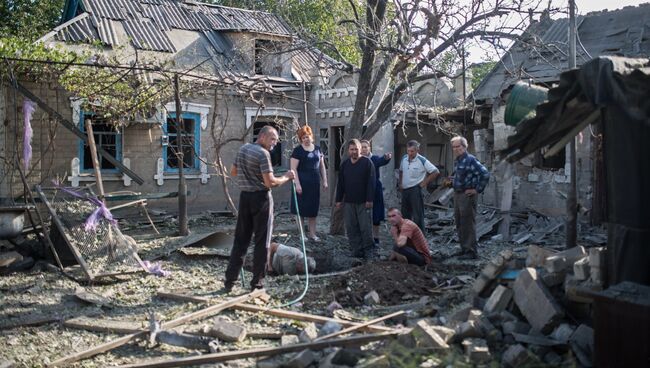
[[298, 322, 318, 343], [281, 334, 299, 346], [513, 268, 564, 333], [455, 320, 484, 340], [544, 255, 570, 273], [525, 245, 556, 268], [363, 290, 380, 306], [204, 318, 247, 342], [573, 257, 590, 281], [483, 285, 513, 314], [502, 344, 535, 367], [550, 323, 574, 344], [502, 320, 531, 335], [462, 338, 491, 363], [412, 320, 450, 349], [284, 349, 316, 368]]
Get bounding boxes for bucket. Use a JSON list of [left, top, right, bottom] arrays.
[[504, 81, 548, 126]]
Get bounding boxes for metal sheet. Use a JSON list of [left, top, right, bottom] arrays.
[[123, 19, 175, 52]]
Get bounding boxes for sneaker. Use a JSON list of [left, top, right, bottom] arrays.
[[217, 284, 233, 294], [309, 235, 321, 242]]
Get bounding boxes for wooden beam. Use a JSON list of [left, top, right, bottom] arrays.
[[113, 331, 400, 368], [314, 310, 403, 341], [157, 292, 393, 333], [63, 317, 146, 334], [48, 290, 264, 367], [12, 81, 144, 185]]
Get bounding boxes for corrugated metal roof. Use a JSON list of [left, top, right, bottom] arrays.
[[123, 19, 176, 52], [473, 3, 650, 100], [55, 14, 99, 43]]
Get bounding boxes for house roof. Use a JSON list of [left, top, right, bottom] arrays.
[[501, 56, 650, 162], [42, 0, 337, 82], [473, 3, 650, 101]]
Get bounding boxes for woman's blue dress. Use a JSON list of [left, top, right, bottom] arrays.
[[290, 145, 322, 218], [370, 154, 391, 225]]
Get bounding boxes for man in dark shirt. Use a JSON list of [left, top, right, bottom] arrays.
[[451, 136, 489, 259], [223, 126, 295, 292], [335, 139, 376, 259]]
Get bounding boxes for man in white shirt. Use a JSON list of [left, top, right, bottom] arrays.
[[268, 242, 316, 276], [399, 140, 440, 231]]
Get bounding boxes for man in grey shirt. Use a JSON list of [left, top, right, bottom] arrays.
[[268, 242, 316, 276], [223, 126, 295, 292]]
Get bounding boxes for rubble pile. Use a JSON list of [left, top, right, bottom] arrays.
[[358, 245, 605, 367]]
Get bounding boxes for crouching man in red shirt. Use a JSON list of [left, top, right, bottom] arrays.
[[387, 207, 432, 266]]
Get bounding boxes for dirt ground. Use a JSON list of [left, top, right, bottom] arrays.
[[1, 204, 584, 367]]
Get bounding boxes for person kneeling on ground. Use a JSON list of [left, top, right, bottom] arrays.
[[267, 241, 316, 276], [387, 208, 432, 266]]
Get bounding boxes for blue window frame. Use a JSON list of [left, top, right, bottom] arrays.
[[78, 112, 122, 173], [164, 112, 200, 172]]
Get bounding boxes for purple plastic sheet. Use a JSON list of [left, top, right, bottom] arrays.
[[23, 99, 36, 172], [142, 261, 171, 277]]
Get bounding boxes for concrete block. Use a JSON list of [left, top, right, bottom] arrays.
[[539, 269, 567, 287], [455, 320, 484, 340], [298, 322, 318, 343], [483, 285, 513, 313], [588, 247, 606, 268], [363, 290, 380, 306], [502, 344, 535, 367], [280, 334, 299, 346], [429, 325, 455, 343], [412, 320, 450, 349], [462, 338, 491, 363], [204, 318, 247, 342], [590, 267, 605, 285], [573, 257, 590, 281], [564, 275, 602, 303], [526, 245, 556, 268], [555, 246, 587, 264], [513, 268, 564, 333], [544, 255, 570, 273], [284, 349, 315, 368], [502, 320, 531, 335], [570, 324, 594, 356], [550, 323, 574, 344], [318, 321, 342, 337]]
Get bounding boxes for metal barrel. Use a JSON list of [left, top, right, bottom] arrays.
[[504, 81, 548, 126]]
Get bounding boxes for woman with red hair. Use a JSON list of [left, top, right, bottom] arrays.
[[290, 125, 327, 241]]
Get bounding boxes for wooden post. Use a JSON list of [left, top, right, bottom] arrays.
[[174, 74, 188, 236], [84, 119, 105, 201]]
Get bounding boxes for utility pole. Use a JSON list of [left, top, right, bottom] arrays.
[[566, 0, 578, 248], [174, 74, 188, 236]]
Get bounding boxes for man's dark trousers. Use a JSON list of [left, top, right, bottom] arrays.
[[225, 190, 273, 289], [402, 186, 425, 231], [454, 192, 477, 255], [343, 203, 374, 258]]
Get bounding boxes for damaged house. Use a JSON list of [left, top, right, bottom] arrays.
[[0, 0, 344, 212], [471, 4, 650, 220]]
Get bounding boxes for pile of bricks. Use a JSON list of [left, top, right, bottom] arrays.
[[398, 246, 605, 366]]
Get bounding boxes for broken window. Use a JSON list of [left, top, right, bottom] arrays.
[[80, 114, 121, 171], [252, 120, 283, 167], [536, 146, 566, 170], [254, 39, 284, 76], [164, 113, 200, 172]]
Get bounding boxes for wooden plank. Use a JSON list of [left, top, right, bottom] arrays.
[[47, 290, 264, 367], [13, 81, 144, 185], [0, 315, 59, 330], [63, 317, 146, 334], [156, 292, 392, 333], [314, 310, 403, 341], [113, 331, 400, 368]]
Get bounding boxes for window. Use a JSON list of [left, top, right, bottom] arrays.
[[164, 112, 200, 172], [252, 120, 282, 167], [79, 113, 121, 172], [535, 147, 566, 170], [254, 39, 283, 76]]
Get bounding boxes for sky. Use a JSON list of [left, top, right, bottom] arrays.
[[464, 0, 650, 63]]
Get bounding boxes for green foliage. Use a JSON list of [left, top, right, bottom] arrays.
[[0, 36, 80, 78], [471, 61, 497, 89], [0, 0, 65, 40], [204, 0, 361, 65]]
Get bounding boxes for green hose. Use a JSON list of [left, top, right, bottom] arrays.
[[277, 180, 310, 307]]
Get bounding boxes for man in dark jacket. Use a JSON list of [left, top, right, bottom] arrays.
[[335, 139, 376, 259]]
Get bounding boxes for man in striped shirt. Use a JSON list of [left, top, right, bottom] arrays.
[[223, 126, 295, 292], [387, 208, 432, 266]]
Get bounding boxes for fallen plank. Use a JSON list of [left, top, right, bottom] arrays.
[[314, 311, 403, 341], [47, 290, 263, 367], [63, 316, 146, 334], [0, 315, 59, 330], [113, 331, 400, 368], [156, 291, 392, 333]]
